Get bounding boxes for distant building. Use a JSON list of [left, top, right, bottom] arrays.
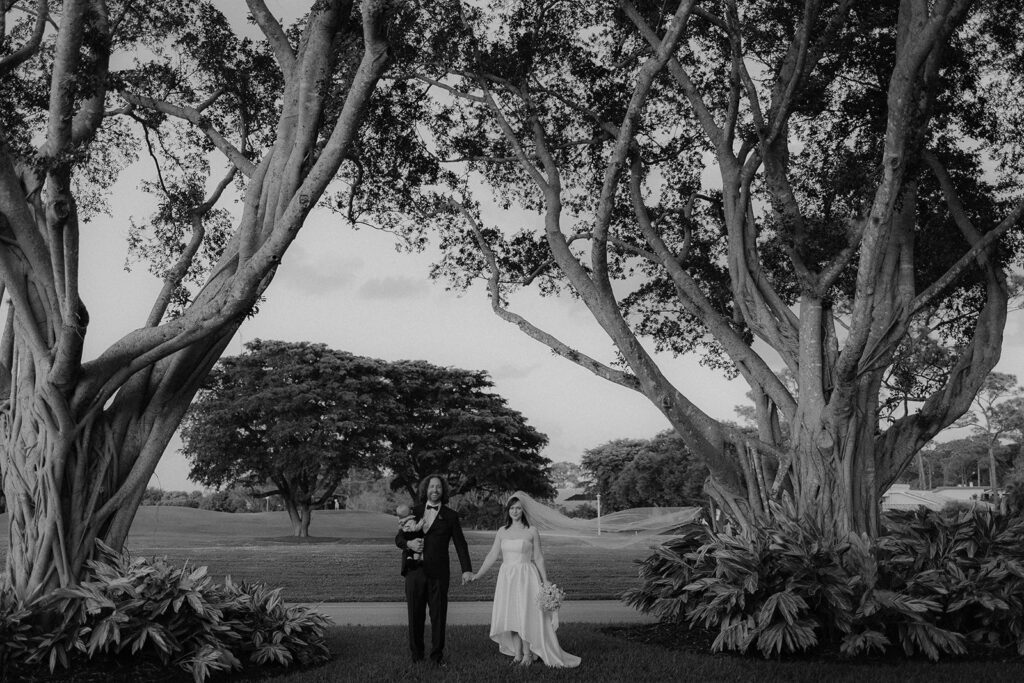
[[882, 483, 997, 512], [881, 484, 953, 511], [930, 486, 994, 503], [555, 487, 595, 511]]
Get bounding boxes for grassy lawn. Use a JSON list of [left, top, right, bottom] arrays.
[[3, 508, 1023, 681], [238, 624, 1021, 683], [0, 508, 652, 601]]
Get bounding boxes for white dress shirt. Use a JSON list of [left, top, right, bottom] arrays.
[[423, 503, 441, 530]]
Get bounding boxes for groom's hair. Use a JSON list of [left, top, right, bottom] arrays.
[[417, 474, 450, 505]]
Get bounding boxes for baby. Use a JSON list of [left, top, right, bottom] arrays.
[[397, 503, 425, 561]]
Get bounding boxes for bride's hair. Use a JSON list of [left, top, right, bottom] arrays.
[[503, 496, 530, 529]]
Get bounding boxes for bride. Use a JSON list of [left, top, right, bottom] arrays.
[[470, 495, 581, 668]]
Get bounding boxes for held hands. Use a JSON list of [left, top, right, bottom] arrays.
[[461, 571, 475, 585]]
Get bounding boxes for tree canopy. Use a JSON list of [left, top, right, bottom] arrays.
[[582, 431, 706, 511], [363, 0, 1024, 535], [180, 340, 554, 533], [955, 372, 1024, 489], [181, 340, 393, 536], [380, 360, 555, 502], [0, 0, 426, 596]]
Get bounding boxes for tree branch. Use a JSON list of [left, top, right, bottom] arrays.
[[122, 93, 257, 177], [451, 198, 642, 392], [628, 154, 797, 419], [0, 0, 48, 74], [621, 0, 724, 148], [245, 0, 296, 75], [913, 150, 1024, 314]]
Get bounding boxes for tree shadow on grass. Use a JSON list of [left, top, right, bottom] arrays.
[[255, 536, 345, 544]]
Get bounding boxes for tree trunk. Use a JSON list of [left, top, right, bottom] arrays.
[[1, 327, 234, 601], [988, 443, 998, 490], [1, 0, 394, 598], [285, 499, 312, 537]]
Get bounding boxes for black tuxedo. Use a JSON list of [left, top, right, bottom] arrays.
[[395, 503, 472, 662]]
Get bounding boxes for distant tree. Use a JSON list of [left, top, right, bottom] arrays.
[[156, 491, 203, 509], [612, 432, 707, 508], [956, 373, 1024, 489], [929, 437, 991, 487], [141, 488, 166, 506], [583, 431, 706, 511], [380, 361, 554, 502], [199, 488, 254, 513], [550, 461, 583, 488], [338, 469, 402, 513], [581, 439, 651, 511], [181, 340, 393, 537]]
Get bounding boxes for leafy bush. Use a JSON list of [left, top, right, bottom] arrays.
[[561, 503, 599, 519], [624, 504, 1024, 661], [0, 590, 33, 670], [2, 542, 331, 682]]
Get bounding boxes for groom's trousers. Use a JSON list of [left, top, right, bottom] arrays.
[[405, 567, 450, 662]]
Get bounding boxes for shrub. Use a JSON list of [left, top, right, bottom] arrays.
[[624, 504, 1024, 661], [0, 590, 33, 670], [199, 488, 255, 512], [561, 503, 598, 519], [3, 542, 331, 682]]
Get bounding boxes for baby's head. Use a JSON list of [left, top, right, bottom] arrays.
[[396, 503, 412, 518]]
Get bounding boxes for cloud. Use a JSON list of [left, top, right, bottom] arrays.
[[277, 242, 364, 294], [357, 275, 429, 300], [490, 363, 542, 381]]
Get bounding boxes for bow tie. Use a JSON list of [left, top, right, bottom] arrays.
[[426, 505, 439, 510]]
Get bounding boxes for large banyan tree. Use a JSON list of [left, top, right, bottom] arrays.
[[389, 0, 1024, 536], [0, 0, 426, 599]]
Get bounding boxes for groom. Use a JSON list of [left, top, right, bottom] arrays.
[[395, 473, 473, 665]]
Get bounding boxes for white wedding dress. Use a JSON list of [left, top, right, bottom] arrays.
[[489, 537, 581, 668]]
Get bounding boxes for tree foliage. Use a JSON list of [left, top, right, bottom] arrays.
[[180, 340, 554, 532], [582, 431, 706, 511], [0, 0, 430, 597], [369, 0, 1024, 535], [181, 340, 393, 536], [380, 360, 555, 502], [955, 372, 1024, 488]]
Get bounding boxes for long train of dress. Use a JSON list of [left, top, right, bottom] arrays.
[[489, 537, 581, 668]]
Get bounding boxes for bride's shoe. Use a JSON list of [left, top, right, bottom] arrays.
[[519, 655, 536, 666]]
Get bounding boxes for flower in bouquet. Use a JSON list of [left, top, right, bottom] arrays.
[[537, 582, 566, 612]]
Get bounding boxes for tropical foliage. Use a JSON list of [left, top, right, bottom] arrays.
[[625, 505, 1024, 659], [0, 543, 331, 682]]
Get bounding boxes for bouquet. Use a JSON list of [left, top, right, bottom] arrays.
[[537, 582, 566, 612]]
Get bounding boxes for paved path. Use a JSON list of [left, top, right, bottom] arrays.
[[293, 601, 655, 626]]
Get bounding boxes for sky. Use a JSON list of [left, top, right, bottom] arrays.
[[84, 187, 755, 492], [75, 1, 1024, 492]]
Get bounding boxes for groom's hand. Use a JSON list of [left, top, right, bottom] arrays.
[[408, 538, 424, 553], [461, 572, 474, 585]]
